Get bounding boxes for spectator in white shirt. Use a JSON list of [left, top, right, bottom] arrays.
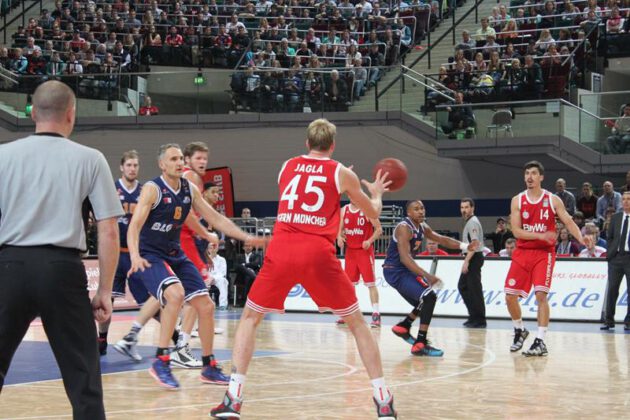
[[578, 234, 607, 257], [207, 242, 229, 310], [499, 238, 516, 257]]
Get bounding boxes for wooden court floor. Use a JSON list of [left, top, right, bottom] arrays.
[[2, 311, 629, 419]]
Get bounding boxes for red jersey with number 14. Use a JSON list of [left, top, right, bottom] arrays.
[[517, 189, 556, 252], [274, 155, 342, 243], [342, 205, 374, 249]]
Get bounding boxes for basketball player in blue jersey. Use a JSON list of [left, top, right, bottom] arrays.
[[127, 143, 266, 389], [98, 150, 152, 355], [383, 200, 478, 357]]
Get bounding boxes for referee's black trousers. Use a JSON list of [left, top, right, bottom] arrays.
[[0, 246, 105, 420], [458, 252, 486, 324]]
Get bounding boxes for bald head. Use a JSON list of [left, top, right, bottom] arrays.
[[32, 81, 76, 123]]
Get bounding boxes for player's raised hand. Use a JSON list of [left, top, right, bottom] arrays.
[[128, 254, 151, 277], [361, 169, 392, 197], [91, 290, 113, 322]]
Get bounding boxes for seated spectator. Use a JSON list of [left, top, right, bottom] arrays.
[[324, 69, 349, 111], [474, 17, 496, 42], [23, 37, 42, 56], [583, 222, 607, 248], [352, 58, 368, 101], [596, 181, 622, 222], [276, 67, 302, 112], [561, 2, 580, 25], [206, 242, 229, 310], [242, 66, 261, 110], [583, 0, 602, 18], [535, 29, 555, 53], [523, 54, 544, 98], [573, 211, 586, 230], [606, 6, 624, 33], [0, 47, 10, 69], [607, 104, 630, 154], [27, 49, 47, 75], [419, 239, 449, 256], [482, 35, 500, 56], [486, 216, 514, 253], [234, 244, 263, 304], [537, 0, 557, 29], [456, 30, 476, 58], [499, 238, 517, 257], [471, 52, 487, 72], [556, 227, 580, 256], [368, 43, 385, 85], [557, 28, 574, 50], [577, 182, 598, 219], [441, 91, 475, 137], [578, 234, 607, 257], [541, 44, 561, 66], [502, 58, 525, 97], [499, 19, 518, 40], [11, 48, 28, 74], [165, 26, 184, 47], [580, 9, 601, 32], [619, 170, 630, 193], [139, 96, 159, 116]]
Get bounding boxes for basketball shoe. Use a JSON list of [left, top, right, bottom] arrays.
[[522, 338, 548, 357], [373, 395, 397, 419], [411, 340, 444, 357], [510, 328, 529, 352], [391, 323, 415, 345], [113, 335, 142, 362], [200, 357, 230, 385], [149, 359, 179, 389], [210, 391, 242, 419], [170, 344, 202, 368], [98, 337, 107, 355], [371, 313, 381, 328]]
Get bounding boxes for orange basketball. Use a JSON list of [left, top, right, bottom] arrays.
[[373, 158, 407, 192]]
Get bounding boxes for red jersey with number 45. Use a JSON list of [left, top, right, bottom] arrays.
[[275, 155, 342, 243], [517, 189, 557, 252], [342, 205, 374, 249]]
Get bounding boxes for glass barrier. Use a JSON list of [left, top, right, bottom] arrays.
[[434, 100, 563, 141], [578, 91, 630, 119], [0, 66, 404, 121]]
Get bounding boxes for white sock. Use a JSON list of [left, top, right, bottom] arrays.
[[228, 373, 246, 399], [177, 333, 191, 348], [537, 326, 548, 341], [513, 319, 524, 330], [372, 303, 380, 313], [371, 377, 391, 403]]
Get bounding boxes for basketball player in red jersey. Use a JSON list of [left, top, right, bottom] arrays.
[[211, 119, 397, 419], [337, 201, 383, 327], [505, 161, 591, 356], [173, 142, 212, 368]]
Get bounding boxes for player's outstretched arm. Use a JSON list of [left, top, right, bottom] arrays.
[[553, 195, 592, 248], [190, 183, 267, 248], [340, 167, 390, 219], [184, 212, 219, 245], [127, 183, 157, 275], [396, 224, 440, 284], [424, 223, 478, 252]]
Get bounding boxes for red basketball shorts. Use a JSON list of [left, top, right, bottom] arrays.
[[344, 247, 376, 286], [247, 232, 359, 316], [180, 230, 209, 283], [504, 247, 556, 298]]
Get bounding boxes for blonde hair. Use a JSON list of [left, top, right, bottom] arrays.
[[306, 118, 336, 151]]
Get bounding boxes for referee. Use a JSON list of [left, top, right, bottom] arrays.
[[458, 198, 486, 328], [0, 81, 123, 419]]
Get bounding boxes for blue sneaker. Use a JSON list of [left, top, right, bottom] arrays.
[[149, 358, 180, 389], [411, 341, 444, 357], [200, 358, 230, 385]]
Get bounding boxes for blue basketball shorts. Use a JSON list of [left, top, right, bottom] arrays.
[[138, 251, 209, 305], [383, 266, 432, 308], [112, 252, 150, 304]]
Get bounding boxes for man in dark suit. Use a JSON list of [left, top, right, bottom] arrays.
[[234, 244, 263, 305], [601, 191, 630, 330], [324, 69, 349, 112]]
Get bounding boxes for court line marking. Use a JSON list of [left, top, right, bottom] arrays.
[[21, 355, 359, 392], [2, 341, 496, 419]]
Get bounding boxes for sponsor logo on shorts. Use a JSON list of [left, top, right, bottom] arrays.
[[508, 278, 516, 286]]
